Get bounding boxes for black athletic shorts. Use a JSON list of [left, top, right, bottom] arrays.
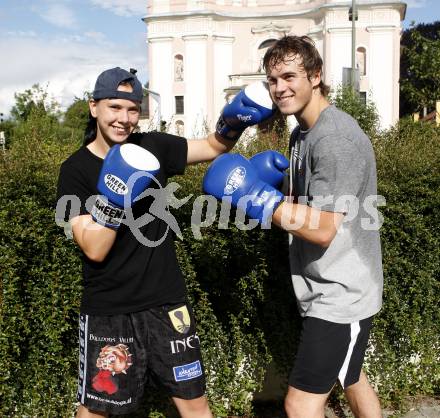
[[77, 302, 206, 415], [289, 315, 374, 394]]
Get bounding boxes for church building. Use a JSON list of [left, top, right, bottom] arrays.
[[143, 0, 406, 136]]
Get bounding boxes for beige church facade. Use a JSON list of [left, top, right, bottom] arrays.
[[143, 0, 406, 137]]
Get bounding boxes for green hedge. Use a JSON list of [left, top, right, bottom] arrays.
[[367, 119, 440, 404], [1, 108, 439, 416], [0, 108, 83, 417]]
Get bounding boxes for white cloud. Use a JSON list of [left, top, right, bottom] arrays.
[[84, 31, 107, 42], [0, 34, 147, 117], [6, 30, 38, 37], [404, 0, 428, 8], [37, 3, 78, 29], [90, 0, 146, 17]]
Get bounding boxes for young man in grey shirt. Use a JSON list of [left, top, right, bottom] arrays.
[[264, 36, 383, 417], [203, 34, 383, 417]]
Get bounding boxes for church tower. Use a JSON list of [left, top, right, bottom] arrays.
[[143, 0, 406, 136]]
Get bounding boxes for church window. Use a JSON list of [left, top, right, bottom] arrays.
[[356, 47, 366, 76], [175, 120, 184, 136], [175, 96, 184, 114], [174, 54, 184, 81]]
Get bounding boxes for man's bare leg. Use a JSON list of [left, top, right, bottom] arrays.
[[284, 385, 331, 418], [344, 370, 382, 418], [173, 395, 213, 418], [76, 404, 108, 418]]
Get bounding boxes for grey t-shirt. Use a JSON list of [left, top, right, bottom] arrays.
[[288, 105, 383, 323]]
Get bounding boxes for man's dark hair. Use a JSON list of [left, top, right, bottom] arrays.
[[263, 35, 330, 97]]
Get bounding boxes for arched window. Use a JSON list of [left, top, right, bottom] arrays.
[[356, 47, 366, 76], [257, 39, 277, 72], [175, 120, 184, 136], [174, 54, 184, 81]]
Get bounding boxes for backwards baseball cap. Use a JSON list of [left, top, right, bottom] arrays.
[[92, 67, 143, 102]]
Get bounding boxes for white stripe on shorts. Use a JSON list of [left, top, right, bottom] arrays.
[[338, 321, 361, 388], [79, 314, 89, 404]]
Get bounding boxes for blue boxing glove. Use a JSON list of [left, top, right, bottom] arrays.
[[250, 150, 289, 189], [216, 81, 275, 141], [203, 153, 283, 226], [91, 143, 160, 229]]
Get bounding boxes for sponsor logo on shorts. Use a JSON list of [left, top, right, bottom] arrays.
[[86, 393, 132, 406], [173, 360, 203, 382], [91, 344, 133, 396], [170, 333, 200, 354], [168, 305, 191, 334]]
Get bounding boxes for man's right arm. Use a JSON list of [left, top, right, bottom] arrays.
[[202, 152, 344, 247], [272, 202, 344, 247]]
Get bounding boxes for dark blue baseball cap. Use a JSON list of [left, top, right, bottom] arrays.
[[92, 67, 143, 102]]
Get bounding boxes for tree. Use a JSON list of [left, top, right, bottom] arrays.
[[10, 84, 60, 122], [330, 85, 379, 138], [63, 95, 90, 132], [400, 21, 440, 117]]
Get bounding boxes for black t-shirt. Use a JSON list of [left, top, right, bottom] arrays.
[[56, 132, 188, 315]]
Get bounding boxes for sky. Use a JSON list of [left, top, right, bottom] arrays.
[[0, 0, 439, 118]]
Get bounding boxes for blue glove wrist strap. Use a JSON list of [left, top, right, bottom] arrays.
[[91, 195, 125, 229], [216, 115, 244, 141]]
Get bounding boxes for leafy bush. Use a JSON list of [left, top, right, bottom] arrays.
[[0, 107, 82, 417], [367, 118, 440, 405], [64, 97, 90, 133], [172, 136, 291, 416]]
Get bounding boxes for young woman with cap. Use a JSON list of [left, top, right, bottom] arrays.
[[57, 67, 235, 418]]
